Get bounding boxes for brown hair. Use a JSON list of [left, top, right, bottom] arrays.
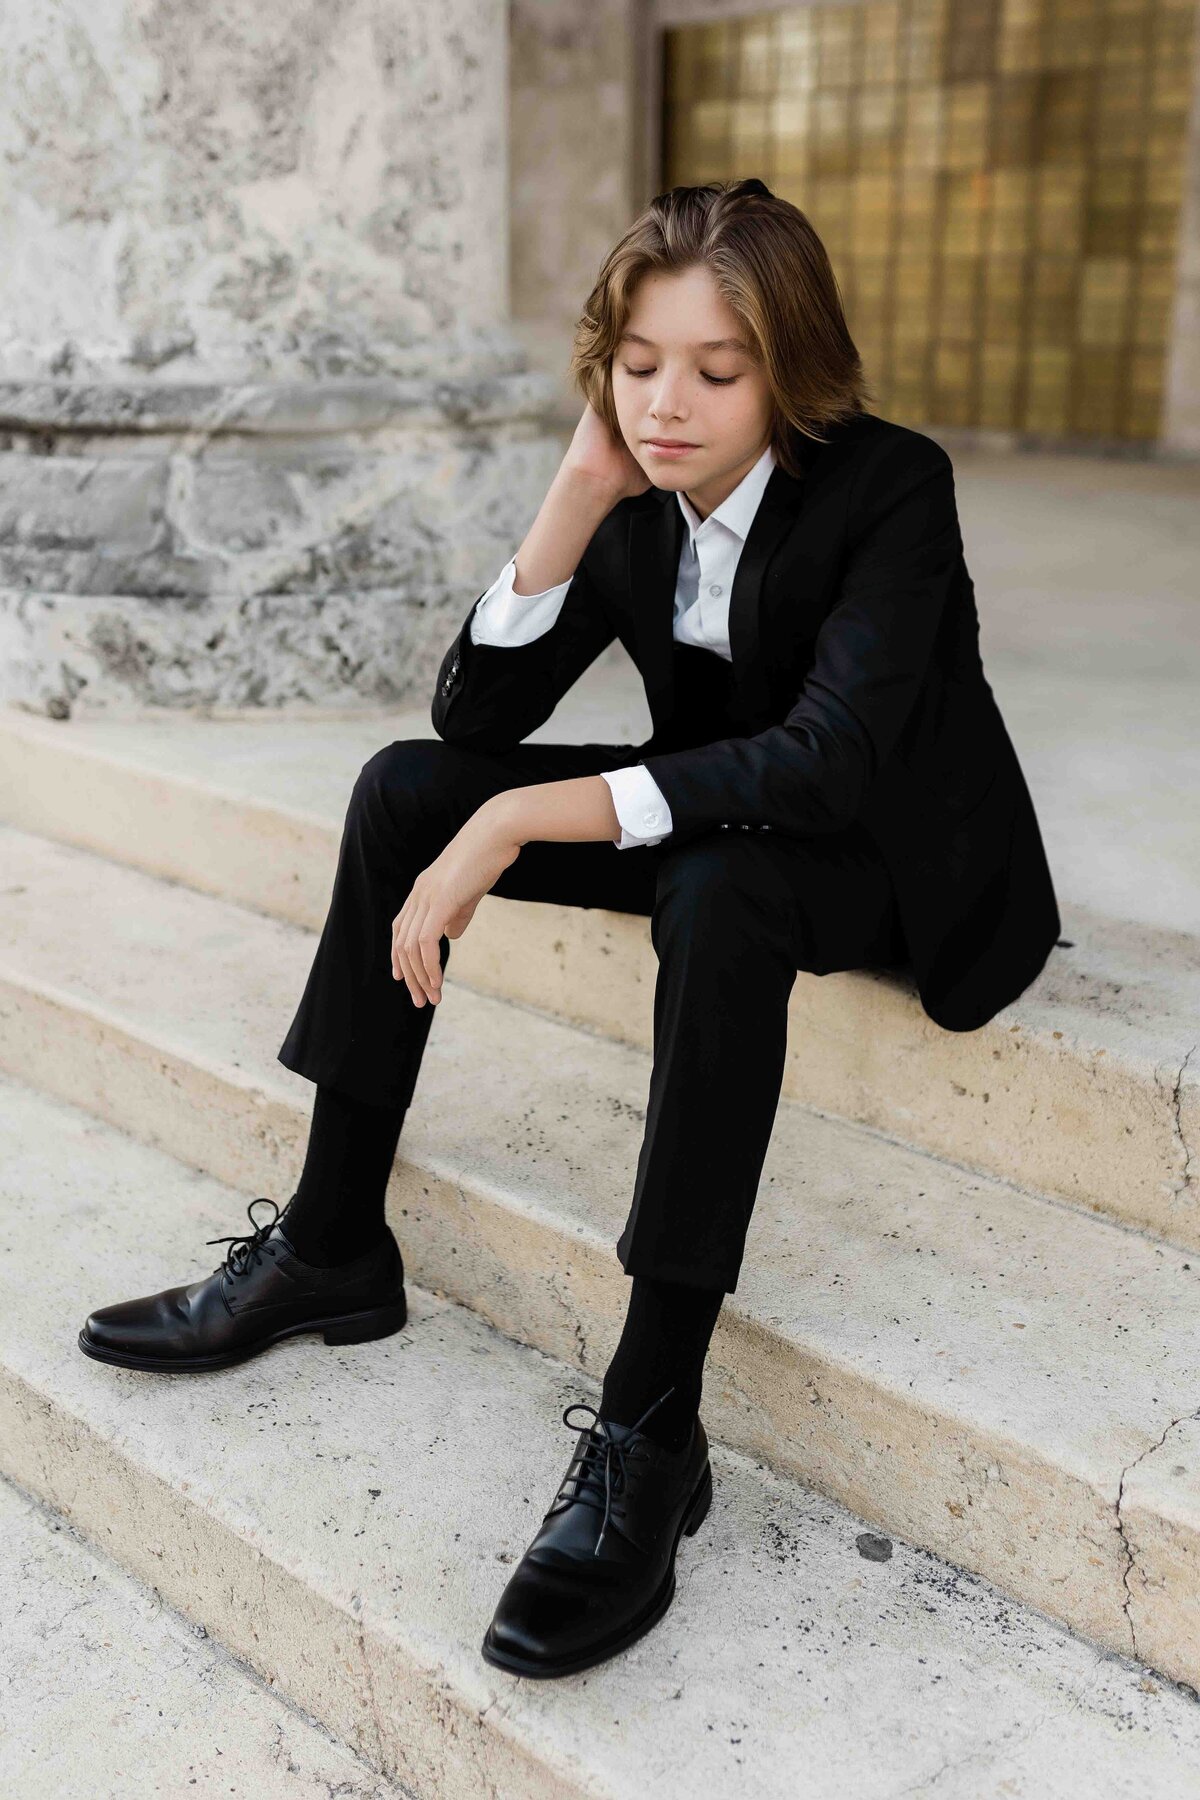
[[569, 178, 872, 479]]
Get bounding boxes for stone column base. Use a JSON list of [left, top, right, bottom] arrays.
[[0, 358, 565, 716]]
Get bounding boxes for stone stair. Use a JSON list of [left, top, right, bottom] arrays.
[[2, 703, 1196, 1247], [0, 1471, 411, 1798], [3, 697, 1200, 1793], [5, 1074, 1200, 1797]]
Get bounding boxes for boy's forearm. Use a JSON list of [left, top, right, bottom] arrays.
[[482, 777, 622, 847], [449, 461, 628, 840], [511, 464, 624, 595]]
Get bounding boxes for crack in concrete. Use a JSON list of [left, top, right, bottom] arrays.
[[570, 1296, 588, 1375], [1169, 1042, 1199, 1201], [1114, 1407, 1200, 1660], [543, 1269, 590, 1378], [891, 1672, 1077, 1800]]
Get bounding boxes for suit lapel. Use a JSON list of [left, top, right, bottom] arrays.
[[627, 489, 685, 733], [725, 461, 808, 721], [626, 452, 814, 732]]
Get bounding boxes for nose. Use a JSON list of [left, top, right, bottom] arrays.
[[649, 380, 688, 425]]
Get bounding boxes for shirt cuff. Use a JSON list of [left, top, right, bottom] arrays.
[[598, 766, 674, 849], [468, 556, 574, 647]]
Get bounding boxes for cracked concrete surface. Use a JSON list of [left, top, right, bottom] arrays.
[[1113, 1408, 1200, 1686], [1114, 1413, 1190, 1663]]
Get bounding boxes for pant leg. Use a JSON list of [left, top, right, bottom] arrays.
[[615, 822, 903, 1295], [276, 735, 662, 1108]]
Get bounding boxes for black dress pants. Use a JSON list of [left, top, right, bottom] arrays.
[[276, 732, 908, 1295]]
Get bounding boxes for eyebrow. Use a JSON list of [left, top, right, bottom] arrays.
[[619, 331, 750, 353]]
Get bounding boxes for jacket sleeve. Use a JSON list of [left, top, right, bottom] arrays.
[[638, 441, 962, 841], [430, 553, 616, 753]]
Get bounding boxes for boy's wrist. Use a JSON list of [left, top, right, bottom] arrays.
[[555, 461, 628, 513], [476, 789, 531, 847]]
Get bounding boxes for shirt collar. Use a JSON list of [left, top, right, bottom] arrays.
[[675, 440, 777, 550]]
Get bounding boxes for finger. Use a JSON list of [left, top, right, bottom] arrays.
[[393, 902, 428, 1005], [396, 938, 427, 1006], [391, 901, 413, 981], [402, 922, 435, 1006], [404, 896, 436, 1000], [412, 903, 444, 1000], [421, 938, 442, 1002]]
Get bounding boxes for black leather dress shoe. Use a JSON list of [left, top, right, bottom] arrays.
[[77, 1196, 407, 1372], [480, 1385, 712, 1678]]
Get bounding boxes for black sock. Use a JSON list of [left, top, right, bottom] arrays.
[[278, 1082, 407, 1267], [599, 1273, 726, 1452]]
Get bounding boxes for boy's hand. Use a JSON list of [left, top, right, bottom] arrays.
[[563, 401, 652, 503], [391, 803, 522, 1007]]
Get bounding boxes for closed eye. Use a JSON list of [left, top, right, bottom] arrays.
[[622, 366, 739, 386]]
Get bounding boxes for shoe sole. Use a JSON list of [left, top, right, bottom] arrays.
[[478, 1456, 714, 1679], [75, 1293, 408, 1372]]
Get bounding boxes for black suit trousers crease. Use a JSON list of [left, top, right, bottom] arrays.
[[276, 724, 908, 1297]]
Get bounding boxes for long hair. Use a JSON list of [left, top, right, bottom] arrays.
[[569, 178, 872, 479]]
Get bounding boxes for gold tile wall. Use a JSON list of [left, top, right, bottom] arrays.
[[662, 0, 1197, 439]]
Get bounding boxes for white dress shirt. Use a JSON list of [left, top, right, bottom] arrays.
[[469, 440, 778, 848]]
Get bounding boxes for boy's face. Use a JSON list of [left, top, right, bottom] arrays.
[[610, 263, 775, 518]]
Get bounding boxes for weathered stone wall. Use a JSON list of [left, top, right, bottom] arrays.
[[0, 0, 513, 380], [508, 0, 644, 424], [0, 0, 564, 714]]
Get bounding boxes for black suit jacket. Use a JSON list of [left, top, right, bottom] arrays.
[[431, 410, 1061, 1033]]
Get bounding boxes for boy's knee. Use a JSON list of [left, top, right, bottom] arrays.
[[353, 737, 456, 809]]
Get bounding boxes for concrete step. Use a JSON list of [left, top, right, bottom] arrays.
[[3, 823, 1200, 1690], [0, 1474, 411, 1799], [1, 704, 1196, 1247], [4, 1072, 1200, 1799]]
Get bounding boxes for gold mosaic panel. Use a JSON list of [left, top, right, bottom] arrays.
[[661, 0, 1198, 439]]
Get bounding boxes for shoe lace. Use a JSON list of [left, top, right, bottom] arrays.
[[206, 1196, 283, 1281], [559, 1385, 677, 1558]]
